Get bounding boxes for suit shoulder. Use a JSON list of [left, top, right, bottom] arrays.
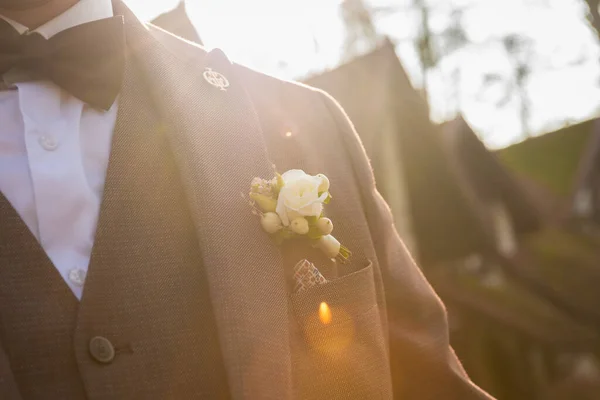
[[237, 64, 318, 94], [233, 63, 333, 122], [145, 24, 338, 130], [146, 23, 209, 59], [146, 22, 327, 101], [231, 64, 359, 162]]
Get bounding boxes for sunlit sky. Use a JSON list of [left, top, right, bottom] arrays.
[[125, 0, 600, 149]]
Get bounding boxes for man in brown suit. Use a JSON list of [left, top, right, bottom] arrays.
[[0, 0, 493, 399]]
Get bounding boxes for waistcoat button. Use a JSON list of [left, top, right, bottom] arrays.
[[89, 336, 115, 364]]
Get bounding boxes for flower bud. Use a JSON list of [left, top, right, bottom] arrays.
[[261, 212, 283, 234], [290, 217, 310, 235], [316, 217, 334, 235], [250, 193, 277, 212]]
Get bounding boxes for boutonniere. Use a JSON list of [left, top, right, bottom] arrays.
[[247, 169, 351, 263]]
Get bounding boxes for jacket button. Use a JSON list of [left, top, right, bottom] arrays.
[[89, 336, 115, 364]]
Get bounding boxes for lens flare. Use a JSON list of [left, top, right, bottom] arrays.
[[319, 302, 332, 325]]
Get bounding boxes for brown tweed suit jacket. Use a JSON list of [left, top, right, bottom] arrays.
[[0, 2, 493, 399]]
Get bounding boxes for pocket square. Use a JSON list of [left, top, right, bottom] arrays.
[[293, 259, 328, 293]]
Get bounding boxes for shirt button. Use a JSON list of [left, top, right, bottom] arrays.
[[68, 268, 87, 287], [38, 135, 59, 151], [89, 336, 115, 364]]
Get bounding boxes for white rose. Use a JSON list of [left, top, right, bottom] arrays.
[[276, 169, 329, 226], [317, 174, 330, 193]]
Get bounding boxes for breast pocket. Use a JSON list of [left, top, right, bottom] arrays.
[[290, 260, 392, 400]]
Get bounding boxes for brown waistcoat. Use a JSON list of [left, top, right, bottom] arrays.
[[0, 58, 229, 400]]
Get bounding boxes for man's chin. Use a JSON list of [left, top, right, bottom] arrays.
[[0, 0, 54, 10]]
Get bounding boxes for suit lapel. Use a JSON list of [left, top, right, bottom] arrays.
[[112, 3, 292, 398]]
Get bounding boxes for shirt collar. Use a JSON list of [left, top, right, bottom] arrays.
[[0, 0, 113, 39]]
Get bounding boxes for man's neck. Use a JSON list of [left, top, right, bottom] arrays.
[[0, 0, 78, 29]]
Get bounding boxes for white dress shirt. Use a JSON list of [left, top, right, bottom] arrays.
[[0, 0, 118, 299]]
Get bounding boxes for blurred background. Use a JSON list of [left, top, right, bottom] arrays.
[[128, 1, 600, 399]]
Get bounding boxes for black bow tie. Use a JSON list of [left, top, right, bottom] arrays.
[[0, 16, 125, 111]]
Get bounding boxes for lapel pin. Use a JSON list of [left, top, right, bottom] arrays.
[[203, 67, 229, 91]]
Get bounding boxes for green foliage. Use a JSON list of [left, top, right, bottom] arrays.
[[307, 226, 323, 240], [456, 272, 567, 323], [273, 228, 295, 245], [249, 193, 277, 213], [524, 227, 600, 270], [305, 216, 318, 225], [275, 173, 285, 193], [497, 123, 593, 197], [518, 227, 600, 318]]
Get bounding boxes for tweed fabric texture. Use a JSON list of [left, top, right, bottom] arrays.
[[117, 15, 389, 396], [234, 37, 494, 399], [0, 343, 21, 399], [290, 264, 391, 399], [123, 12, 293, 400], [0, 1, 493, 398], [0, 36, 230, 399], [71, 56, 230, 399], [242, 72, 395, 398], [318, 91, 494, 399], [0, 192, 86, 400]]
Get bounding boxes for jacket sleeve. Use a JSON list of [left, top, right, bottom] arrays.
[[318, 90, 494, 400]]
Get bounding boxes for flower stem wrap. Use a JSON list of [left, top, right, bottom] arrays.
[[315, 235, 352, 262], [316, 235, 340, 259]]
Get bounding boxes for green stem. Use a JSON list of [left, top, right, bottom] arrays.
[[336, 245, 352, 263]]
